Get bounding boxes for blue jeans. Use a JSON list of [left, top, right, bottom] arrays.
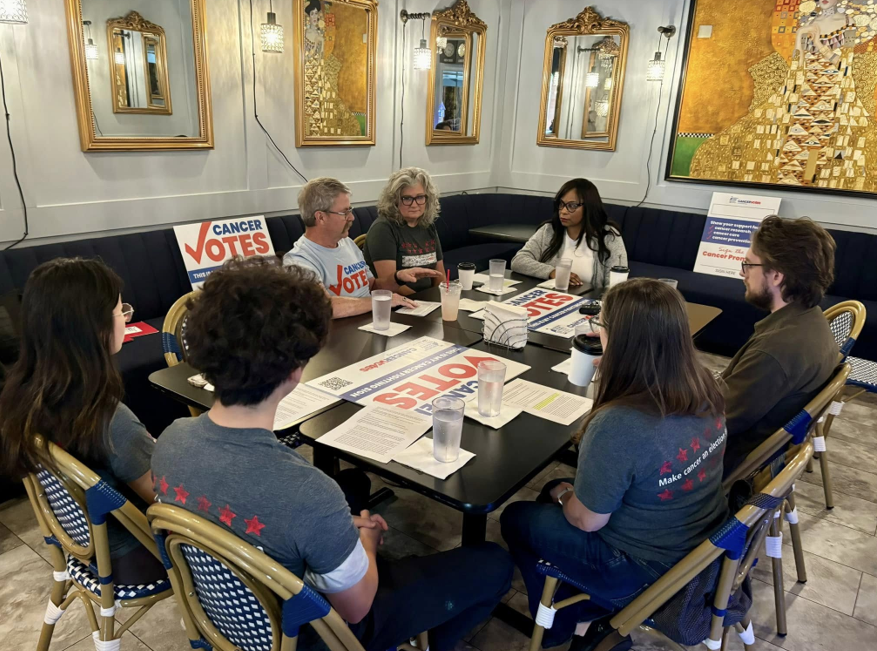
[[500, 479, 671, 648]]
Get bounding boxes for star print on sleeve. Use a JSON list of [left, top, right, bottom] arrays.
[[658, 489, 674, 501], [682, 479, 694, 491], [219, 504, 237, 527], [715, 418, 723, 430], [173, 484, 189, 505], [659, 461, 673, 476], [698, 469, 707, 482], [690, 438, 701, 452], [676, 448, 689, 463], [244, 515, 266, 537], [196, 496, 211, 513], [158, 476, 169, 496]]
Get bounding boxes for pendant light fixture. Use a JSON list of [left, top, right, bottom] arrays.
[[114, 48, 125, 65], [585, 71, 600, 88], [83, 21, 99, 60], [0, 0, 27, 24], [261, 0, 284, 53], [413, 15, 431, 71], [647, 25, 676, 82]]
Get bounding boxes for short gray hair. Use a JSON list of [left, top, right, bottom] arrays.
[[298, 177, 351, 227], [376, 167, 441, 227]]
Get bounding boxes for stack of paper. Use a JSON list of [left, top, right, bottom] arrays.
[[501, 379, 592, 426], [396, 301, 441, 317], [317, 404, 432, 464]]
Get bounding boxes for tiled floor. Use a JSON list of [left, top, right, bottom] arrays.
[[2, 351, 876, 650]]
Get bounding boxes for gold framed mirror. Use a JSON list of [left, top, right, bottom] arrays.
[[108, 13, 172, 115], [65, 0, 213, 152], [426, 0, 487, 145], [537, 7, 628, 151]]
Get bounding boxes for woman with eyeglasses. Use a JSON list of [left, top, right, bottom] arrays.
[[0, 258, 166, 584], [501, 279, 728, 650], [364, 167, 445, 295], [511, 178, 626, 289]]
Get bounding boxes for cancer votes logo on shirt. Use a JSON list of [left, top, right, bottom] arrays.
[[655, 417, 727, 502], [327, 260, 370, 296]]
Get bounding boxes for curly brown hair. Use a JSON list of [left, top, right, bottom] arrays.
[[185, 257, 331, 406], [751, 216, 836, 309]]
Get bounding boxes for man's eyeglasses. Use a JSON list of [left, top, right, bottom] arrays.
[[321, 208, 354, 217], [118, 303, 135, 324], [400, 194, 428, 207], [741, 262, 764, 274], [558, 200, 584, 214], [589, 316, 604, 333]]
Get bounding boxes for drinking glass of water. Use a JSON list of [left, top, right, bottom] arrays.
[[432, 397, 465, 463], [477, 360, 507, 418], [488, 259, 506, 292], [371, 290, 392, 331], [554, 258, 572, 292]]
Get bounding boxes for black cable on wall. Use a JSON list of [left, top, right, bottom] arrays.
[[0, 48, 29, 250]]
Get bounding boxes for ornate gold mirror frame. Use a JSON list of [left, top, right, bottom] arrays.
[[64, 0, 213, 152], [426, 0, 487, 146], [536, 6, 629, 152], [293, 0, 378, 147], [107, 12, 172, 115]]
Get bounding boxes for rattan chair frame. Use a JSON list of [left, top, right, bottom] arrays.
[[353, 234, 367, 251], [148, 503, 428, 651], [24, 436, 172, 651], [162, 290, 202, 417]]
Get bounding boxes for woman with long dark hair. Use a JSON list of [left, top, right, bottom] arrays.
[[501, 279, 728, 650], [511, 178, 626, 288], [0, 258, 165, 584]]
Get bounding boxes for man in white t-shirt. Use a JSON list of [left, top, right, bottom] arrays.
[[283, 177, 442, 318]]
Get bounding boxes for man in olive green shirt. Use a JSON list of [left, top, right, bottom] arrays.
[[722, 216, 838, 475]]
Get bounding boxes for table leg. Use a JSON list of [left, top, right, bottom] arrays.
[[461, 513, 487, 547], [312, 446, 339, 475], [367, 487, 395, 510]]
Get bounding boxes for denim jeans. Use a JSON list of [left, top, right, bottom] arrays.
[[500, 479, 671, 648]]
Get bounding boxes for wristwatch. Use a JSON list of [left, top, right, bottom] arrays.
[[556, 487, 574, 506]]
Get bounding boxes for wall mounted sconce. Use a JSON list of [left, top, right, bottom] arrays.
[[400, 9, 433, 71], [0, 0, 27, 24], [261, 0, 284, 53], [82, 20, 99, 60], [585, 72, 600, 88], [647, 25, 676, 82]]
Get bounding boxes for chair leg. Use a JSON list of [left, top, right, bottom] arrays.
[[768, 515, 787, 636], [529, 576, 557, 651], [719, 626, 731, 651], [805, 457, 814, 473], [735, 615, 755, 651], [37, 575, 69, 651], [785, 494, 807, 583]]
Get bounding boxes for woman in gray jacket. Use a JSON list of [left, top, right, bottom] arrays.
[[511, 179, 627, 289]]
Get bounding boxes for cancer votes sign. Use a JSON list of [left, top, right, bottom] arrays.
[[307, 337, 530, 417], [174, 217, 276, 289], [503, 288, 588, 338]]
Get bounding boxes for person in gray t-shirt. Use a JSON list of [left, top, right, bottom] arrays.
[[283, 177, 442, 319], [0, 258, 165, 585], [155, 257, 512, 651], [364, 168, 445, 295], [501, 279, 728, 649]]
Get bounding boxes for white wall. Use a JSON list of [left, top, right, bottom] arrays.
[[0, 0, 507, 247], [494, 0, 877, 234]]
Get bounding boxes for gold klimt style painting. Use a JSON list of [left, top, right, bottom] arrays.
[[669, 0, 877, 195], [293, 0, 377, 146]]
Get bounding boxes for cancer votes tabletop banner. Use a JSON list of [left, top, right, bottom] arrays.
[[693, 192, 781, 279], [471, 288, 588, 339], [307, 337, 530, 418], [174, 216, 276, 289]]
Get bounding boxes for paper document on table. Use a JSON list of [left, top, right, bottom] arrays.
[[318, 404, 432, 464], [392, 438, 475, 480], [502, 379, 592, 426], [471, 274, 520, 287], [396, 301, 441, 317], [551, 357, 572, 375], [458, 298, 486, 312], [274, 384, 340, 431]]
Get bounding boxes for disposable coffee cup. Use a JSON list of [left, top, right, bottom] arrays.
[[608, 266, 630, 288], [569, 335, 603, 387], [458, 262, 476, 290]]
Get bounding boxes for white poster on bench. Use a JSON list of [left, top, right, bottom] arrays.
[[174, 217, 276, 289], [693, 193, 781, 279]]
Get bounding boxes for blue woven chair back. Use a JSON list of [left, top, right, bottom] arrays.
[[36, 469, 91, 548], [828, 311, 853, 352], [180, 544, 275, 651]]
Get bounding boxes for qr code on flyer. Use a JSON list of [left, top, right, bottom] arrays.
[[319, 377, 353, 391]]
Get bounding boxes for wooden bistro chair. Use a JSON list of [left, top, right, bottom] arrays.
[[353, 234, 367, 251], [23, 436, 173, 651], [817, 301, 869, 508], [162, 290, 202, 417], [148, 503, 428, 651], [723, 362, 850, 636], [528, 441, 816, 651]]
